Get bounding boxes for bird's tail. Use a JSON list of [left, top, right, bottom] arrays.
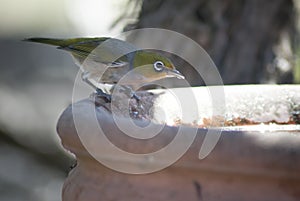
[[23, 38, 70, 47], [24, 37, 109, 48]]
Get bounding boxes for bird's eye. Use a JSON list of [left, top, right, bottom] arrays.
[[153, 61, 164, 72]]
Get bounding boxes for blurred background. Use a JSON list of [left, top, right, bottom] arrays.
[[0, 0, 300, 200]]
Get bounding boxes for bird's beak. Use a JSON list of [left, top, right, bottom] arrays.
[[166, 68, 185, 79]]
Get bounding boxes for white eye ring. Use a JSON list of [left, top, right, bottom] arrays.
[[153, 61, 164, 72]]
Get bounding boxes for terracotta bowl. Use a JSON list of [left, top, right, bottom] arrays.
[[57, 85, 300, 201]]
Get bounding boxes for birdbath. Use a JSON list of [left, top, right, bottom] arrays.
[[57, 85, 300, 201]]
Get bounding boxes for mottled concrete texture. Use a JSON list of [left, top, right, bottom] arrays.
[[57, 85, 300, 201]]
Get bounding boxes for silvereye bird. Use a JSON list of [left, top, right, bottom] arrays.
[[25, 37, 184, 100]]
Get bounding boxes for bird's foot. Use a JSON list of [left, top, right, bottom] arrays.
[[132, 92, 141, 103], [90, 89, 112, 112], [95, 88, 112, 102], [129, 92, 145, 119]]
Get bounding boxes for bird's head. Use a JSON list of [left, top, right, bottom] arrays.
[[132, 51, 185, 82]]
